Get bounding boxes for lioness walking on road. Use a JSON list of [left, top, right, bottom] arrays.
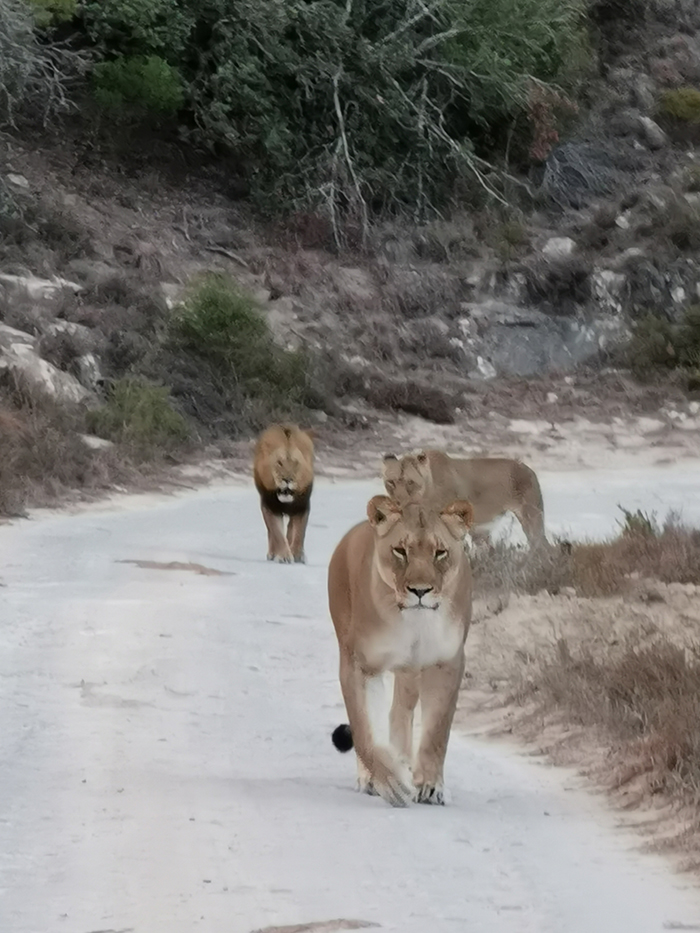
[[383, 448, 546, 548], [328, 494, 474, 808]]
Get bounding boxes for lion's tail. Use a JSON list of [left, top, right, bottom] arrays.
[[331, 723, 354, 752]]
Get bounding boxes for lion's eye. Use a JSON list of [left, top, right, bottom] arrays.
[[435, 549, 448, 562], [392, 547, 407, 561]]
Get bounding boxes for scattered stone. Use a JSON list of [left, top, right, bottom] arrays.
[[638, 116, 668, 150], [6, 173, 29, 189], [0, 323, 91, 405], [542, 237, 576, 260], [689, 401, 700, 415], [76, 353, 103, 391], [546, 392, 559, 404], [80, 434, 114, 451], [0, 272, 82, 302], [592, 270, 627, 314], [475, 356, 497, 380]]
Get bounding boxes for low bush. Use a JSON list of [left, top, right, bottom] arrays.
[[87, 377, 189, 457], [92, 54, 184, 117], [172, 274, 319, 410], [627, 306, 700, 382], [659, 87, 700, 124]]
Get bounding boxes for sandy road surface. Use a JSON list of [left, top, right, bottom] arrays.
[[2, 470, 700, 933]]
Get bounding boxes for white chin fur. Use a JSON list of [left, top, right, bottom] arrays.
[[403, 597, 440, 611], [277, 492, 294, 503]]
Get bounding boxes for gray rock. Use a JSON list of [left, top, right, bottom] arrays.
[[638, 116, 668, 150], [542, 237, 576, 260], [0, 272, 82, 302], [0, 322, 91, 405]]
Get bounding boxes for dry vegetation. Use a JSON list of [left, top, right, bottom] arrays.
[[0, 379, 140, 516], [464, 511, 700, 868]]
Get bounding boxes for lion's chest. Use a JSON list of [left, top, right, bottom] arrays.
[[365, 607, 463, 671]]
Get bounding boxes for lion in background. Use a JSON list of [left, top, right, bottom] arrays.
[[382, 448, 546, 548], [253, 424, 314, 563]]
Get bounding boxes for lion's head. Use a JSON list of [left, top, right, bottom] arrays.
[[366, 494, 472, 610], [255, 424, 314, 504], [382, 451, 431, 506]]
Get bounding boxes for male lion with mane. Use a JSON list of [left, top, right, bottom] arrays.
[[382, 448, 546, 548], [328, 494, 473, 808], [253, 423, 314, 564]]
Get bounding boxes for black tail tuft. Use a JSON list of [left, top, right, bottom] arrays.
[[331, 723, 354, 752]]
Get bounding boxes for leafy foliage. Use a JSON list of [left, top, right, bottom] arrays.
[[27, 0, 77, 27], [92, 54, 183, 115], [172, 274, 319, 408], [80, 0, 588, 220], [628, 306, 700, 384], [87, 377, 189, 456]]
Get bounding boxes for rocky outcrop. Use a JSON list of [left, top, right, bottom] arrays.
[[0, 323, 92, 405]]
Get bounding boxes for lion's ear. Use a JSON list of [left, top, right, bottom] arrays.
[[440, 499, 474, 539], [415, 450, 428, 464], [367, 495, 401, 535], [302, 427, 316, 440]]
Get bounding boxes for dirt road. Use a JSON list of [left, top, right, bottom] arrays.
[[2, 474, 700, 933]]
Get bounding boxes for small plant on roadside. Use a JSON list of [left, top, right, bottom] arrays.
[[87, 377, 189, 456], [616, 506, 659, 538]]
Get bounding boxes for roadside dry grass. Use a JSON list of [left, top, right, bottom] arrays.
[[0, 381, 139, 516], [463, 512, 700, 870]]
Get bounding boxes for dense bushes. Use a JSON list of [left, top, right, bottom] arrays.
[[0, 0, 85, 126], [60, 0, 589, 218], [628, 306, 700, 385]]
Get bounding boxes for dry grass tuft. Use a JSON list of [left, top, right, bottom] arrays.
[[0, 381, 137, 516], [528, 638, 700, 845], [473, 508, 700, 599]]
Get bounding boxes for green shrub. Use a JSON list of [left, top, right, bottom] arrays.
[[27, 0, 76, 27], [628, 313, 679, 377], [173, 274, 316, 408], [92, 54, 183, 116], [628, 306, 700, 383], [87, 378, 189, 456], [659, 87, 700, 124]]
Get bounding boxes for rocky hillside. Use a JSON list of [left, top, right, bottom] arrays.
[[3, 0, 700, 512]]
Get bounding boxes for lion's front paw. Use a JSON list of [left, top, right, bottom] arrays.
[[413, 781, 445, 805], [293, 551, 306, 564], [370, 748, 414, 808], [268, 549, 293, 563]]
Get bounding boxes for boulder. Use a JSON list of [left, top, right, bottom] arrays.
[[0, 323, 91, 404]]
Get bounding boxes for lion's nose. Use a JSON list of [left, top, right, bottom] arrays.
[[407, 586, 433, 600]]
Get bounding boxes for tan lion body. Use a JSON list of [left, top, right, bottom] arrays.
[[383, 449, 546, 547], [328, 495, 473, 807], [253, 424, 314, 563]]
